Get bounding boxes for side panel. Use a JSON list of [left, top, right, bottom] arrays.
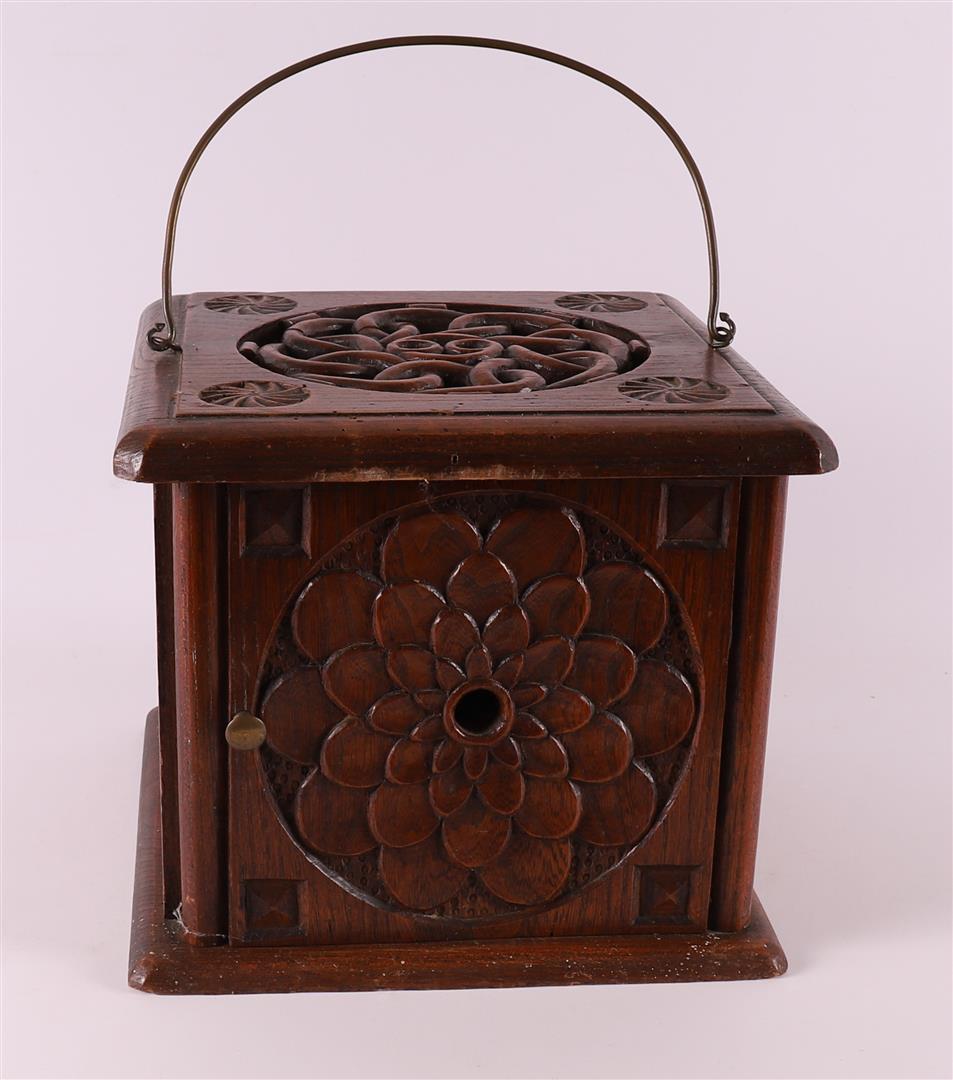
[[171, 483, 227, 942], [710, 477, 788, 931], [153, 485, 180, 918]]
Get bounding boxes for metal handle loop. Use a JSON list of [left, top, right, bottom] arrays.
[[149, 35, 736, 351]]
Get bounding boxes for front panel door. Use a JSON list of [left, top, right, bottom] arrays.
[[226, 480, 739, 946]]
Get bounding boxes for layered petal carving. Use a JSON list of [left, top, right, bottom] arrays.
[[522, 575, 591, 638], [447, 553, 516, 625], [261, 667, 341, 764], [477, 761, 526, 816], [520, 736, 570, 780], [259, 493, 699, 917], [367, 691, 426, 736], [385, 738, 433, 785], [487, 508, 585, 588], [565, 636, 637, 708], [443, 797, 512, 868], [615, 660, 695, 757], [322, 644, 392, 715], [521, 637, 574, 685], [584, 563, 668, 654], [516, 778, 582, 838], [483, 604, 531, 660], [431, 609, 480, 665], [386, 645, 438, 694], [531, 686, 594, 734], [480, 831, 573, 904], [562, 712, 633, 783], [368, 783, 440, 848], [293, 571, 379, 661], [320, 718, 392, 789], [295, 772, 376, 856], [576, 763, 657, 846], [430, 765, 474, 817], [381, 511, 480, 587], [373, 583, 446, 649], [379, 834, 469, 910]]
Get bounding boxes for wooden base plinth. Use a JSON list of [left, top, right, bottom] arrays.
[[129, 710, 787, 994]]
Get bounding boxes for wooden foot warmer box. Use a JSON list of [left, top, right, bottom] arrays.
[[115, 39, 837, 995]]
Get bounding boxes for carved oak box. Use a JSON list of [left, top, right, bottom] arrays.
[[115, 40, 837, 995]]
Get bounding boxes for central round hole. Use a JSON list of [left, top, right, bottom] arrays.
[[452, 687, 503, 735]]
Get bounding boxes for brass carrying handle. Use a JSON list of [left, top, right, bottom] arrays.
[[148, 35, 736, 352]]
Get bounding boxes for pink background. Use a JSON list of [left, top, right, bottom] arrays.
[[2, 2, 950, 1078]]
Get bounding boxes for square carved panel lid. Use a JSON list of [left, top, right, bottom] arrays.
[[114, 291, 836, 483]]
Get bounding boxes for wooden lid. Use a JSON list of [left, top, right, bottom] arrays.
[[113, 291, 837, 483]]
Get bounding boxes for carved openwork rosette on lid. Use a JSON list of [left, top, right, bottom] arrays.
[[239, 303, 651, 394], [258, 493, 699, 916]]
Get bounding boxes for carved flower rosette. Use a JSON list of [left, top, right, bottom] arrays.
[[258, 493, 701, 917]]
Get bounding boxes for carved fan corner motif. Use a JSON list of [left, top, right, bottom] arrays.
[[199, 380, 309, 408], [619, 376, 729, 405], [554, 292, 648, 313], [205, 293, 297, 315]]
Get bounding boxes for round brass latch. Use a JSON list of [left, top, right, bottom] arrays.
[[225, 711, 266, 750]]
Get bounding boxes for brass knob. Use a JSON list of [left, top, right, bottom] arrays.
[[226, 711, 266, 750]]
